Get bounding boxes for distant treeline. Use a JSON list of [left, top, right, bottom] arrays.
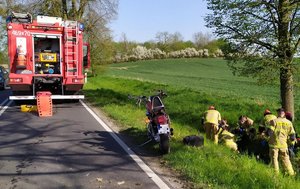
[[111, 35, 225, 63]]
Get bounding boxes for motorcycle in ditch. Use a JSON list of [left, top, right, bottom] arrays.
[[129, 90, 173, 154]]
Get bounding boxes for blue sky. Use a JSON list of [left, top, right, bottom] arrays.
[[109, 0, 212, 42]]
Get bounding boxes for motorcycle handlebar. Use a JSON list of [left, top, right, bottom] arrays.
[[128, 90, 168, 106], [157, 90, 168, 98], [128, 94, 148, 107]]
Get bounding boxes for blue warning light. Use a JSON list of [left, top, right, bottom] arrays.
[[79, 23, 84, 31]]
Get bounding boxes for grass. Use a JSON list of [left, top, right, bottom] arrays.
[[104, 58, 283, 101], [83, 58, 300, 188]]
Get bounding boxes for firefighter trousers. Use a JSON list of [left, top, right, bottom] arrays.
[[269, 148, 295, 176], [204, 123, 218, 144]]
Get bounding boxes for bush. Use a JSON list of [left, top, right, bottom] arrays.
[[113, 46, 224, 62]]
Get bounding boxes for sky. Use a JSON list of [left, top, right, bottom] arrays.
[[109, 0, 212, 42]]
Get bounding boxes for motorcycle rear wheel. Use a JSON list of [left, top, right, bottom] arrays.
[[159, 134, 170, 154]]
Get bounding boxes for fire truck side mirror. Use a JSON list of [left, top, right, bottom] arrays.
[[83, 43, 90, 69]]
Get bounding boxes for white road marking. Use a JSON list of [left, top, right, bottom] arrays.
[[0, 99, 12, 116], [80, 100, 170, 189], [0, 98, 9, 107]]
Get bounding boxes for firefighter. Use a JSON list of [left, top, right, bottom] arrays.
[[268, 108, 296, 176], [203, 105, 221, 144], [238, 115, 254, 131], [218, 119, 238, 151], [285, 111, 297, 159], [263, 109, 277, 128], [259, 109, 277, 139], [233, 115, 254, 138]]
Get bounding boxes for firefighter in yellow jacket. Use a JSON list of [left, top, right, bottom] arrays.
[[259, 109, 277, 140], [203, 106, 221, 144], [269, 108, 296, 176], [263, 109, 277, 128], [218, 119, 238, 151]]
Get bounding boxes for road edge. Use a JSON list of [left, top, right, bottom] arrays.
[[80, 100, 172, 189]]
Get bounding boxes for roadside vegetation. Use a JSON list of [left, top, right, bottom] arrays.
[[84, 58, 300, 188]]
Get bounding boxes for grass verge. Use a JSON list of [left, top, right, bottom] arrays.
[[84, 74, 300, 189]]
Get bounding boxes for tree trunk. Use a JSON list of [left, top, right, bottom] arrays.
[[280, 65, 294, 119], [62, 0, 68, 19], [277, 1, 295, 119]]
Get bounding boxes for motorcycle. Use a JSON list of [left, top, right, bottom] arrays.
[[129, 90, 173, 154]]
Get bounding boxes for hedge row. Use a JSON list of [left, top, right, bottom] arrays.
[[114, 46, 224, 62]]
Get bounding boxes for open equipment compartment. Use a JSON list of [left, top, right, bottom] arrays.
[[33, 35, 61, 75], [7, 12, 90, 100]]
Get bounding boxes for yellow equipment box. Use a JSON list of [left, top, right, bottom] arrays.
[[39, 53, 57, 62], [21, 105, 37, 112]]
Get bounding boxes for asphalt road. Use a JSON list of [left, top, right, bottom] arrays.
[[0, 90, 172, 189]]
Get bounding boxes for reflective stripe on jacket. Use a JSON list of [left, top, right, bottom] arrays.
[[218, 128, 237, 150], [219, 129, 235, 142], [269, 117, 295, 149]]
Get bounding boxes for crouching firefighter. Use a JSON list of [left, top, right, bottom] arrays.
[[268, 108, 296, 176], [218, 119, 238, 152], [202, 106, 221, 144]]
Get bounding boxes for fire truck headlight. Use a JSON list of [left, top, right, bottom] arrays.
[[7, 25, 13, 30]]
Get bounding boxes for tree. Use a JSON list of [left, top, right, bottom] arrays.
[[155, 31, 171, 44], [143, 40, 157, 49], [203, 39, 226, 55], [205, 0, 300, 118], [0, 0, 24, 65], [25, 0, 118, 21], [28, 0, 118, 69], [0, 0, 118, 73], [170, 32, 184, 43], [193, 31, 212, 49], [119, 32, 130, 54], [155, 31, 187, 52]]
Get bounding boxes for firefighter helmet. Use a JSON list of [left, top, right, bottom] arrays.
[[208, 105, 215, 110], [264, 109, 271, 115]]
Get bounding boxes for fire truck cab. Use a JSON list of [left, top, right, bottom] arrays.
[[6, 12, 90, 100]]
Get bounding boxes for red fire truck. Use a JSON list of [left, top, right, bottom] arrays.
[[6, 12, 90, 101]]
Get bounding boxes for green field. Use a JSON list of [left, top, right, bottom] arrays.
[[100, 58, 300, 126], [84, 58, 300, 188], [105, 58, 281, 100]]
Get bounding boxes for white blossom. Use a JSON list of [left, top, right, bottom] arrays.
[[113, 46, 225, 62]]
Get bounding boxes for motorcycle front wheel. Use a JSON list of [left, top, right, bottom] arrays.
[[159, 134, 170, 154]]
